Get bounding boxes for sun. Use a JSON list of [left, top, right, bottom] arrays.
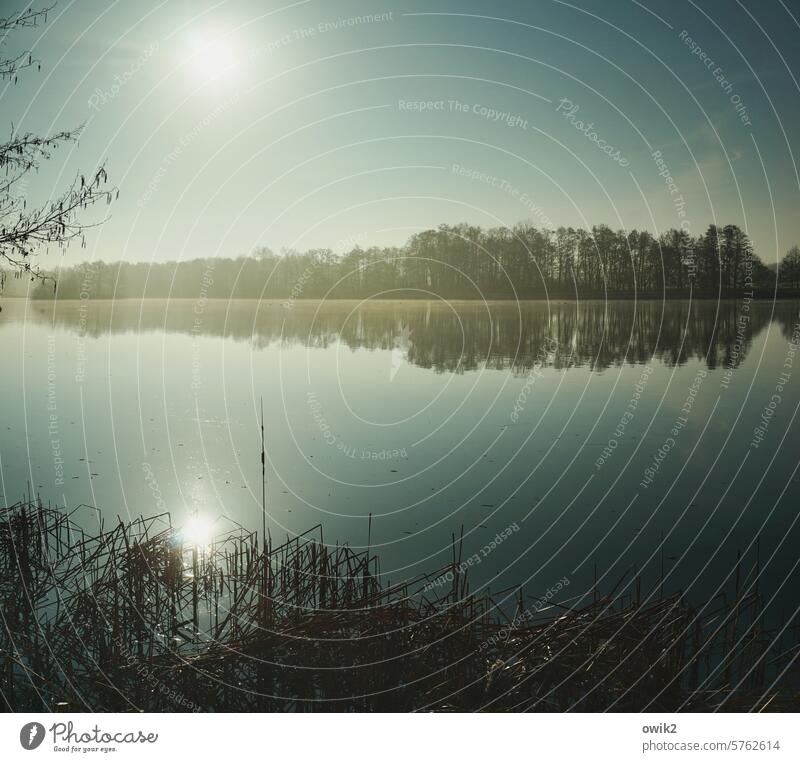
[[184, 29, 241, 87]]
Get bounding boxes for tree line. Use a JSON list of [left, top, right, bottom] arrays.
[[22, 222, 800, 301]]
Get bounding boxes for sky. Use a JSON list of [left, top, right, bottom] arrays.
[[2, 0, 800, 266]]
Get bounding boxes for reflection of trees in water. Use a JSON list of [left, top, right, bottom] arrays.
[[396, 300, 777, 373], [772, 303, 800, 344], [18, 298, 794, 373]]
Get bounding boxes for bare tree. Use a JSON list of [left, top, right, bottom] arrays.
[[0, 4, 115, 288]]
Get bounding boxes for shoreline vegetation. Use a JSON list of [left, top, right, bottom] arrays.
[[3, 223, 799, 302], [2, 498, 797, 712]]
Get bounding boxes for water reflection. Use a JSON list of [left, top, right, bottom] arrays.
[[13, 297, 798, 372], [2, 296, 799, 625]]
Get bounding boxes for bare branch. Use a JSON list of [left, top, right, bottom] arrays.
[[0, 5, 116, 283], [0, 5, 54, 81], [0, 3, 54, 31], [0, 164, 117, 262]]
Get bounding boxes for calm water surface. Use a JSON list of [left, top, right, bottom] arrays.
[[2, 298, 799, 614]]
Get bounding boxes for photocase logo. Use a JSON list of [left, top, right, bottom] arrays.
[[390, 323, 412, 381], [19, 722, 45, 751]]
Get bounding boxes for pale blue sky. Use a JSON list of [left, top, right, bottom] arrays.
[[2, 0, 800, 265]]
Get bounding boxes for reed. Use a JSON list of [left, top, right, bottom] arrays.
[[1, 499, 797, 712]]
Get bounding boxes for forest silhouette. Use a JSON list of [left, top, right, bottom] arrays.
[[19, 221, 796, 302]]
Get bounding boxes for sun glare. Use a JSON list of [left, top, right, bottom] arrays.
[[184, 29, 241, 86], [181, 516, 214, 548]]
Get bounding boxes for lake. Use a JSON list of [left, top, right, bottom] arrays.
[[2, 297, 799, 617]]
